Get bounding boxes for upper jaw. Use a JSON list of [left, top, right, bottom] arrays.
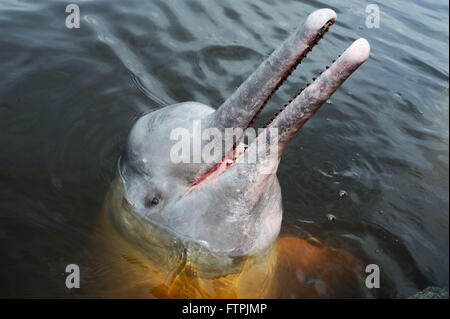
[[204, 9, 337, 142]]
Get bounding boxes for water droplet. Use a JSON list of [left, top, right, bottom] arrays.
[[326, 100, 332, 104], [326, 213, 336, 222], [377, 209, 384, 215], [339, 190, 348, 198]]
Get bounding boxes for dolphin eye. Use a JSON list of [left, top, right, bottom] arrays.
[[145, 195, 160, 208]]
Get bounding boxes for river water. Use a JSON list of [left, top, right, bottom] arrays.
[[0, 0, 448, 298]]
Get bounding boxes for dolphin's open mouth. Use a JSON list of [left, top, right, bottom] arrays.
[[192, 9, 370, 187]]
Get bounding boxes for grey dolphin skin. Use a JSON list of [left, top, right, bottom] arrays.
[[108, 9, 370, 267]]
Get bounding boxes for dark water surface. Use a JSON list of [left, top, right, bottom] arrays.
[[0, 0, 448, 298]]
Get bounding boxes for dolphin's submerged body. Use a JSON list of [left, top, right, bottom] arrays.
[[99, 9, 370, 298]]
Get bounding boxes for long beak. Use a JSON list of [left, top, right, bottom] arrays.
[[191, 10, 370, 190]]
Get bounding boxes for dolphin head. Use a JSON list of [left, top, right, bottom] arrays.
[[111, 9, 370, 260]]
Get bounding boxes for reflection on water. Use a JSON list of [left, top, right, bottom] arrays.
[[0, 0, 448, 298]]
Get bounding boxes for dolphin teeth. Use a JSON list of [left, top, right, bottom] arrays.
[[250, 17, 335, 133]]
